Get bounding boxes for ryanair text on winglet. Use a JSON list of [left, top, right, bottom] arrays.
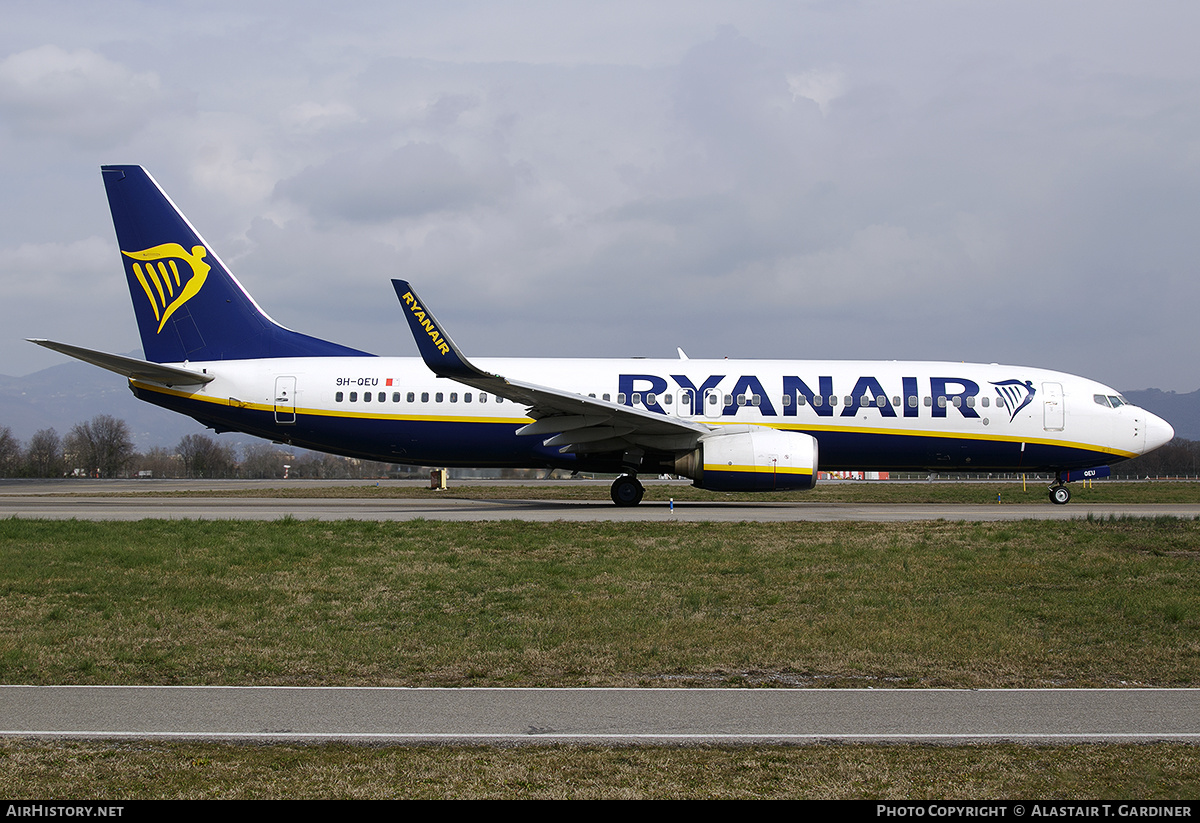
[[400, 291, 451, 356]]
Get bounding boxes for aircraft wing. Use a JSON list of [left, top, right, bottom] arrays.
[[392, 280, 710, 455], [28, 339, 215, 386]]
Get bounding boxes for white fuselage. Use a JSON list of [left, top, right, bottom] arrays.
[[130, 355, 1173, 473]]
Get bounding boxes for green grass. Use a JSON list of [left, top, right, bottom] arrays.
[[3, 740, 1200, 799], [4, 515, 1200, 798], [2, 517, 1198, 688]]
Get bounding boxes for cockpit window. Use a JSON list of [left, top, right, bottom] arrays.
[[1094, 394, 1112, 408], [1110, 395, 1127, 408]]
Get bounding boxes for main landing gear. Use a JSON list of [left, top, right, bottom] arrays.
[[1049, 472, 1071, 505], [610, 474, 644, 507]]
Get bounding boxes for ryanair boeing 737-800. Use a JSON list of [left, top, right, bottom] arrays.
[[30, 166, 1174, 505]]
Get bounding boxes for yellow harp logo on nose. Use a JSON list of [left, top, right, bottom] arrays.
[[122, 244, 211, 333]]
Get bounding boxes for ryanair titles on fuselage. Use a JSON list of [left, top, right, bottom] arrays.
[[616, 373, 1033, 420]]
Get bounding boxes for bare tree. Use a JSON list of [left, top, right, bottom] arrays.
[[65, 415, 134, 478], [0, 426, 19, 477], [131, 446, 182, 478], [25, 428, 64, 477], [240, 442, 291, 479], [177, 434, 237, 478]]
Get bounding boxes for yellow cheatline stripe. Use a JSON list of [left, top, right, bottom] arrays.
[[706, 464, 813, 476], [131, 381, 530, 426], [705, 418, 1136, 459], [130, 381, 1132, 458]]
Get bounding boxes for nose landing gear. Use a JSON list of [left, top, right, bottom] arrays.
[[1049, 483, 1071, 505], [1049, 470, 1071, 505]]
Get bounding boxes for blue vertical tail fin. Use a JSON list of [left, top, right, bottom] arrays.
[[102, 165, 370, 363]]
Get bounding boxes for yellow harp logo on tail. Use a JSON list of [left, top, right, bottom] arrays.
[[121, 244, 211, 333]]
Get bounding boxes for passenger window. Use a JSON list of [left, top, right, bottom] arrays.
[[480, 394, 487, 403], [378, 392, 385, 402], [603, 394, 611, 402], [752, 395, 761, 406], [421, 392, 429, 403], [435, 392, 444, 403], [953, 396, 962, 407], [923, 397, 932, 407], [812, 395, 822, 407], [465, 393, 472, 403], [450, 393, 457, 403], [938, 397, 947, 408], [632, 393, 642, 405], [407, 392, 415, 402], [876, 396, 887, 408], [617, 393, 627, 404], [664, 394, 673, 405], [981, 397, 989, 408], [737, 395, 747, 406], [796, 395, 806, 406], [336, 391, 344, 402], [350, 392, 358, 402], [829, 396, 838, 407], [363, 392, 371, 403], [392, 392, 400, 403], [646, 393, 656, 405]]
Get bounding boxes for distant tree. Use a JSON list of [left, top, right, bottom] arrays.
[[0, 426, 19, 477], [177, 434, 237, 478], [1115, 438, 1200, 478], [240, 442, 291, 479], [65, 415, 134, 478], [24, 428, 64, 477], [291, 451, 363, 479], [131, 446, 182, 478]]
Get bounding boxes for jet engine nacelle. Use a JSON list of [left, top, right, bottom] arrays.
[[674, 426, 818, 492]]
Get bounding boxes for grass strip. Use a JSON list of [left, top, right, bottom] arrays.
[[2, 740, 1199, 799], [2, 517, 1198, 688]]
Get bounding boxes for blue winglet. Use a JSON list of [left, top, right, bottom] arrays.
[[392, 280, 489, 380]]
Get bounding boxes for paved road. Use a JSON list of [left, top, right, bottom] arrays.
[[1, 495, 1198, 521], [3, 687, 1198, 744], [3, 479, 1196, 521], [1, 479, 1197, 521]]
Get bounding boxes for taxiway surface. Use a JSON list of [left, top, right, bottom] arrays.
[[4, 686, 1198, 744]]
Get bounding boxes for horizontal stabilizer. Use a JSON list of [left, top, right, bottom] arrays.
[[28, 339, 215, 386]]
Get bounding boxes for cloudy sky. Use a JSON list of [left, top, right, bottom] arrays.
[[2, 1, 1197, 392]]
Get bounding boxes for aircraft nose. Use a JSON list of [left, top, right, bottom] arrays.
[[1143, 412, 1174, 454]]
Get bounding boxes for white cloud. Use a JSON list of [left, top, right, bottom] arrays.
[[787, 69, 847, 116], [0, 46, 163, 147]]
